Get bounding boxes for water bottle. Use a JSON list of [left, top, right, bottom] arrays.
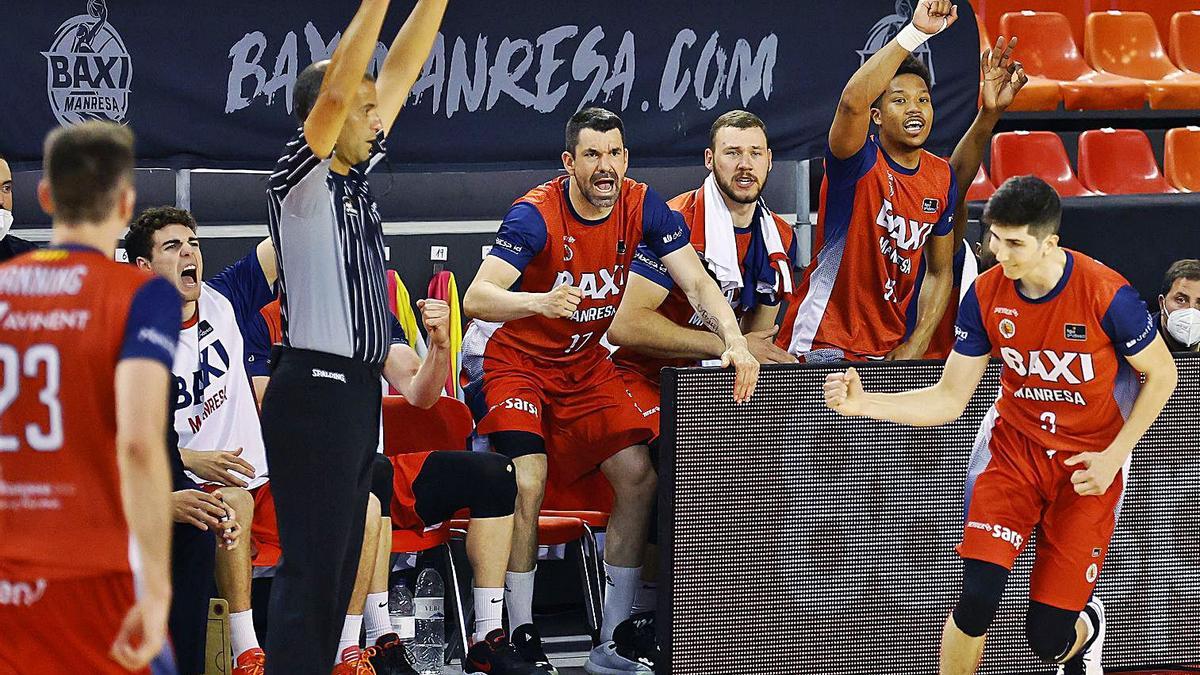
[[412, 568, 445, 674], [388, 582, 415, 642]]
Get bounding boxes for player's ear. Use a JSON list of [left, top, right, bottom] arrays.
[[870, 107, 882, 126], [704, 148, 714, 172], [118, 185, 135, 223], [36, 179, 55, 216], [561, 150, 574, 176], [134, 256, 153, 273]]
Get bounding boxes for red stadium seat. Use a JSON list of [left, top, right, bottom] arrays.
[[1165, 126, 1200, 192], [1085, 11, 1200, 109], [1170, 11, 1200, 73], [1110, 0, 1200, 50], [381, 395, 474, 456], [999, 11, 1146, 110], [1077, 128, 1176, 194], [990, 131, 1095, 197], [979, 0, 1093, 47], [966, 166, 996, 202]]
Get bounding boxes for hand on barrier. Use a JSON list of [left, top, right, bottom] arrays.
[[745, 326, 798, 364], [418, 298, 451, 348], [536, 284, 583, 319], [824, 366, 865, 416], [720, 337, 759, 403], [179, 447, 255, 488], [1064, 451, 1122, 496], [981, 36, 1029, 113], [109, 589, 169, 671], [913, 0, 958, 35]]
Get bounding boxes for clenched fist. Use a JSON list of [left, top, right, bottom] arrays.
[[418, 299, 451, 348], [536, 284, 583, 319], [913, 0, 958, 35], [824, 367, 866, 416]]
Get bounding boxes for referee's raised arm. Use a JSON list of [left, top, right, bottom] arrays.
[[303, 0, 391, 159]]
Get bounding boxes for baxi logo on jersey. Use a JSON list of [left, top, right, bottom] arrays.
[[174, 340, 232, 431], [42, 0, 133, 127], [1001, 347, 1096, 406], [875, 199, 935, 274], [859, 0, 938, 85]]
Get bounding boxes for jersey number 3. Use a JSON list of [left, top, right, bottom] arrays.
[[0, 344, 64, 452]]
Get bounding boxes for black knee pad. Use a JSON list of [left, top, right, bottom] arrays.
[[1026, 601, 1080, 663], [370, 454, 394, 519], [467, 452, 518, 519], [951, 559, 1009, 638], [412, 451, 518, 525], [489, 430, 545, 460]]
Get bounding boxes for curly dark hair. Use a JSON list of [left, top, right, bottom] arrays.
[[125, 206, 197, 263]]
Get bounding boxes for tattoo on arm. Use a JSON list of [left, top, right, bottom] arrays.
[[695, 307, 721, 333]]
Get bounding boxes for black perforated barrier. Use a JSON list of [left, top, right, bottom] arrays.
[[658, 355, 1200, 674]]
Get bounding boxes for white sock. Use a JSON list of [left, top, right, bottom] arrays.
[[504, 568, 536, 629], [337, 614, 363, 663], [229, 609, 259, 658], [630, 580, 658, 615], [473, 586, 505, 643], [364, 591, 391, 644], [601, 563, 642, 642]]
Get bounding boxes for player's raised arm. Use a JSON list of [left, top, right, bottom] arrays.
[[375, 0, 450, 134], [825, 350, 988, 425], [829, 0, 957, 159], [303, 0, 392, 158]]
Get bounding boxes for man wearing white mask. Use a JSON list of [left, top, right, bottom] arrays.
[[1156, 259, 1200, 352], [0, 155, 38, 262]]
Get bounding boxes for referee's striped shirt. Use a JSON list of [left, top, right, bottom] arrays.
[[266, 129, 396, 366]]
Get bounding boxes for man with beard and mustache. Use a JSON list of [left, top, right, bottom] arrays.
[[777, 0, 960, 362], [462, 107, 758, 675]]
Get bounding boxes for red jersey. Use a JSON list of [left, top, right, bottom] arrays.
[[465, 176, 688, 368], [0, 246, 179, 580], [954, 250, 1156, 452], [611, 187, 797, 382], [778, 137, 956, 359]]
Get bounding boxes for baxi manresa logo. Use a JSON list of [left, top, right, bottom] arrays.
[[858, 0, 937, 86], [42, 0, 133, 126]]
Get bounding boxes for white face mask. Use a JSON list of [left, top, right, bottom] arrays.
[[0, 209, 12, 240], [1166, 307, 1200, 347]]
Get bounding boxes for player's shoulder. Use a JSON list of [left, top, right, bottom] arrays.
[[1067, 249, 1130, 289], [516, 175, 570, 208], [768, 209, 795, 247], [666, 187, 700, 213], [971, 263, 1008, 300], [917, 149, 953, 182]]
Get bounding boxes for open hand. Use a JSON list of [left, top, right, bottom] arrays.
[[1063, 451, 1122, 496], [981, 36, 1029, 112], [745, 326, 798, 364], [180, 448, 255, 488], [720, 338, 759, 403]]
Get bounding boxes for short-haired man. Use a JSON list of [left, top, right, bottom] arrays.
[[824, 176, 1177, 674], [1154, 259, 1200, 352], [463, 107, 758, 674], [0, 122, 177, 673], [126, 206, 278, 674], [777, 1, 960, 361], [0, 153, 39, 263]]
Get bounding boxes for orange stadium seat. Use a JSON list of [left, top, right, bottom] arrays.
[[1170, 11, 1200, 73], [966, 166, 997, 201], [1165, 126, 1200, 191], [1110, 0, 1200, 50], [979, 0, 1093, 47], [381, 395, 474, 456], [1085, 11, 1200, 109], [1077, 128, 1176, 194], [999, 11, 1146, 110], [990, 131, 1095, 197]]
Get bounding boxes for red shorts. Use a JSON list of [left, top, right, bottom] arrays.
[[0, 572, 149, 675], [477, 349, 654, 484], [200, 483, 282, 568], [615, 364, 662, 438], [958, 415, 1124, 611], [389, 451, 434, 531]]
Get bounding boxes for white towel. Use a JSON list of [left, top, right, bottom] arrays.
[[701, 173, 793, 298]]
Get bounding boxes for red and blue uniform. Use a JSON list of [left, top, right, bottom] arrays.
[[953, 249, 1156, 610], [0, 245, 179, 674], [777, 137, 956, 360], [464, 176, 688, 483]]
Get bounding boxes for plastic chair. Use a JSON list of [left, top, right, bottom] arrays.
[[1085, 11, 1200, 109], [1077, 128, 1176, 195], [1170, 11, 1200, 73], [999, 11, 1147, 110], [1165, 126, 1200, 192], [990, 131, 1095, 197], [381, 395, 474, 456], [1111, 0, 1200, 50], [966, 166, 996, 202], [980, 0, 1093, 47]]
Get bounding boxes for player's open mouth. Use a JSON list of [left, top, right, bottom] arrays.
[[181, 265, 198, 288], [593, 176, 616, 193], [734, 174, 757, 188], [904, 117, 926, 134]]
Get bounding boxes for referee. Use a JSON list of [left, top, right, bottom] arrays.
[[260, 0, 448, 671]]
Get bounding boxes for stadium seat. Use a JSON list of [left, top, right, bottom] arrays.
[[1085, 11, 1200, 109], [1170, 11, 1200, 73], [1077, 128, 1177, 195], [1165, 126, 1200, 191], [979, 0, 1092, 47], [1111, 0, 1200, 50], [966, 166, 996, 202], [990, 131, 1095, 197], [381, 395, 474, 456], [999, 11, 1146, 110]]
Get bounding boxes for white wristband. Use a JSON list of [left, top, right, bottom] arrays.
[[895, 20, 947, 52]]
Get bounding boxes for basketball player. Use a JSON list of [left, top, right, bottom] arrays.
[[462, 107, 758, 675], [823, 176, 1178, 675], [0, 122, 178, 673], [778, 0, 960, 361]]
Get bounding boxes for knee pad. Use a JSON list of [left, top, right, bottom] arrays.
[[1026, 601, 1080, 663], [468, 453, 518, 519], [951, 559, 1009, 638], [370, 454, 394, 519], [489, 430, 545, 460]]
